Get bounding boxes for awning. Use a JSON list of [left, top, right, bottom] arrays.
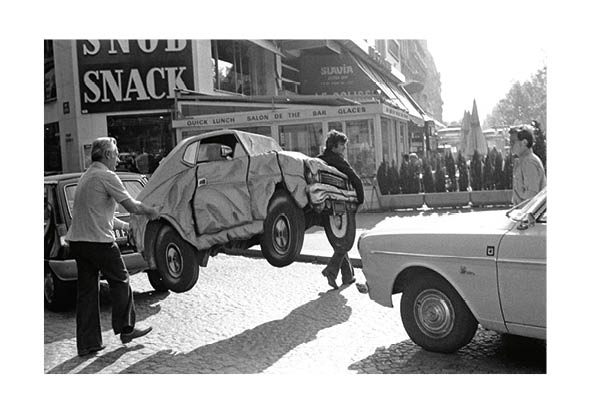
[[174, 89, 360, 106], [349, 53, 425, 126]]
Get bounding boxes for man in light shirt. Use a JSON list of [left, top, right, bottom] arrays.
[[66, 137, 160, 357], [510, 126, 546, 205]]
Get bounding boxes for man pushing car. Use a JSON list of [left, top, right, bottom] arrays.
[[66, 137, 160, 357]]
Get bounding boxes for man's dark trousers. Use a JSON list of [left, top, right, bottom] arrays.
[[324, 247, 355, 283], [70, 242, 136, 353]]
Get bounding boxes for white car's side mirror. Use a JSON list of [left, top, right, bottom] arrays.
[[518, 212, 536, 230]]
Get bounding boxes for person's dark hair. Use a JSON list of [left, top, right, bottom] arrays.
[[91, 137, 117, 161], [323, 130, 347, 153], [516, 128, 534, 148]]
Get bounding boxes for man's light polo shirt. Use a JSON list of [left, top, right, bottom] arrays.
[[66, 162, 131, 243], [512, 150, 546, 205]]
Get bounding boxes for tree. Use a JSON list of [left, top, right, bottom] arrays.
[[458, 151, 469, 192], [532, 120, 547, 171], [435, 155, 446, 192], [503, 154, 514, 190], [445, 151, 457, 192], [470, 150, 483, 191], [494, 148, 504, 189], [389, 160, 401, 194], [484, 66, 546, 130]]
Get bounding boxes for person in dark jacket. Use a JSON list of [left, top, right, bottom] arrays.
[[318, 130, 364, 289]]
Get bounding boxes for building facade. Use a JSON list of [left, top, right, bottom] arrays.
[[44, 39, 441, 181]]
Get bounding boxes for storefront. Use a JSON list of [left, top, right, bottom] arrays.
[[172, 96, 411, 181]]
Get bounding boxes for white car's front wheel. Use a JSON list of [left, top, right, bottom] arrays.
[[400, 273, 478, 353]]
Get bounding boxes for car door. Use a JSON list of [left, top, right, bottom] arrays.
[[192, 135, 252, 235], [496, 205, 546, 336]]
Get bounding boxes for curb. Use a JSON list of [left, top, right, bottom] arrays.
[[225, 248, 363, 268]]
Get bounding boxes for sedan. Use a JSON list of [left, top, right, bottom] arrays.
[[44, 172, 166, 311], [358, 188, 546, 353]]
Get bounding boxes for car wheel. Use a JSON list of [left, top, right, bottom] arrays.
[[322, 210, 356, 251], [44, 264, 76, 312], [400, 273, 478, 353], [147, 269, 169, 292], [261, 189, 305, 267], [154, 225, 199, 293]]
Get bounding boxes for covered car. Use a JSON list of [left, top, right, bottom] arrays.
[[130, 129, 359, 293], [358, 188, 546, 353]]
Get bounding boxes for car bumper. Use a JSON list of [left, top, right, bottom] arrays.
[[47, 252, 149, 282], [307, 183, 358, 209]]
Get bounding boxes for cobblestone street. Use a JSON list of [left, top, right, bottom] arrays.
[[44, 254, 545, 374]]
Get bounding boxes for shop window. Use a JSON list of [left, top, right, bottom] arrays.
[[381, 117, 391, 163], [328, 122, 344, 133], [44, 122, 62, 173], [235, 126, 272, 137], [107, 113, 173, 174], [211, 40, 252, 95], [281, 59, 300, 94], [345, 119, 375, 180], [44, 40, 56, 102], [279, 123, 323, 155]]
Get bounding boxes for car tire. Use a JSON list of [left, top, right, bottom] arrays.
[[400, 273, 478, 353], [261, 189, 305, 267], [322, 210, 356, 251], [154, 225, 199, 293], [147, 269, 169, 292], [44, 264, 76, 312]]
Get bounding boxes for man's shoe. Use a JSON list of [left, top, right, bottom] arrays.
[[342, 277, 356, 286], [121, 326, 152, 344], [322, 269, 339, 289], [78, 345, 106, 357]]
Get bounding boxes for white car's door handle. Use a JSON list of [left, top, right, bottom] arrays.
[[198, 178, 207, 187]]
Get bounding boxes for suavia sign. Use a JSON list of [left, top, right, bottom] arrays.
[[300, 53, 378, 97], [77, 40, 194, 114]]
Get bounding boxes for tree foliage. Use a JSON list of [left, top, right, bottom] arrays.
[[484, 66, 546, 129]]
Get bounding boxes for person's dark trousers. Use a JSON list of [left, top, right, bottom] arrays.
[[324, 248, 355, 283], [70, 241, 136, 353]]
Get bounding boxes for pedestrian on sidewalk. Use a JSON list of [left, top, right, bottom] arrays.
[[66, 137, 160, 357], [509, 126, 546, 205], [318, 130, 364, 289]]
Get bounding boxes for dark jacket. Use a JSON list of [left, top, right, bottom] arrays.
[[318, 151, 364, 204]]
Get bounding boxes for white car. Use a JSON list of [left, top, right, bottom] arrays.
[[358, 188, 546, 353]]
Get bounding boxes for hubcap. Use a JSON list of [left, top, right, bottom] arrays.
[[165, 243, 183, 279], [44, 270, 54, 303], [414, 289, 455, 338], [272, 213, 290, 254], [329, 214, 347, 238]]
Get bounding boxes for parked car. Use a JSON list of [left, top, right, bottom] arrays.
[[358, 188, 546, 353], [44, 172, 166, 312], [129, 129, 359, 293]]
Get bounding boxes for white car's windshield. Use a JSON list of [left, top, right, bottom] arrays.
[[506, 188, 546, 221]]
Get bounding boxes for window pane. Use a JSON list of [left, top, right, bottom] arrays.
[[345, 119, 375, 179], [279, 123, 322, 155]]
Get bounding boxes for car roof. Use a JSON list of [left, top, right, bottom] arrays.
[[44, 171, 144, 184]]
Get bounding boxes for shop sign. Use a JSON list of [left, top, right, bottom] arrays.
[[300, 53, 378, 97], [382, 104, 409, 121], [173, 104, 381, 129], [77, 40, 194, 114]]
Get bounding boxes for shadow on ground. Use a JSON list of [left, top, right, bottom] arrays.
[[349, 328, 546, 374], [44, 287, 168, 344], [119, 291, 352, 373]]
